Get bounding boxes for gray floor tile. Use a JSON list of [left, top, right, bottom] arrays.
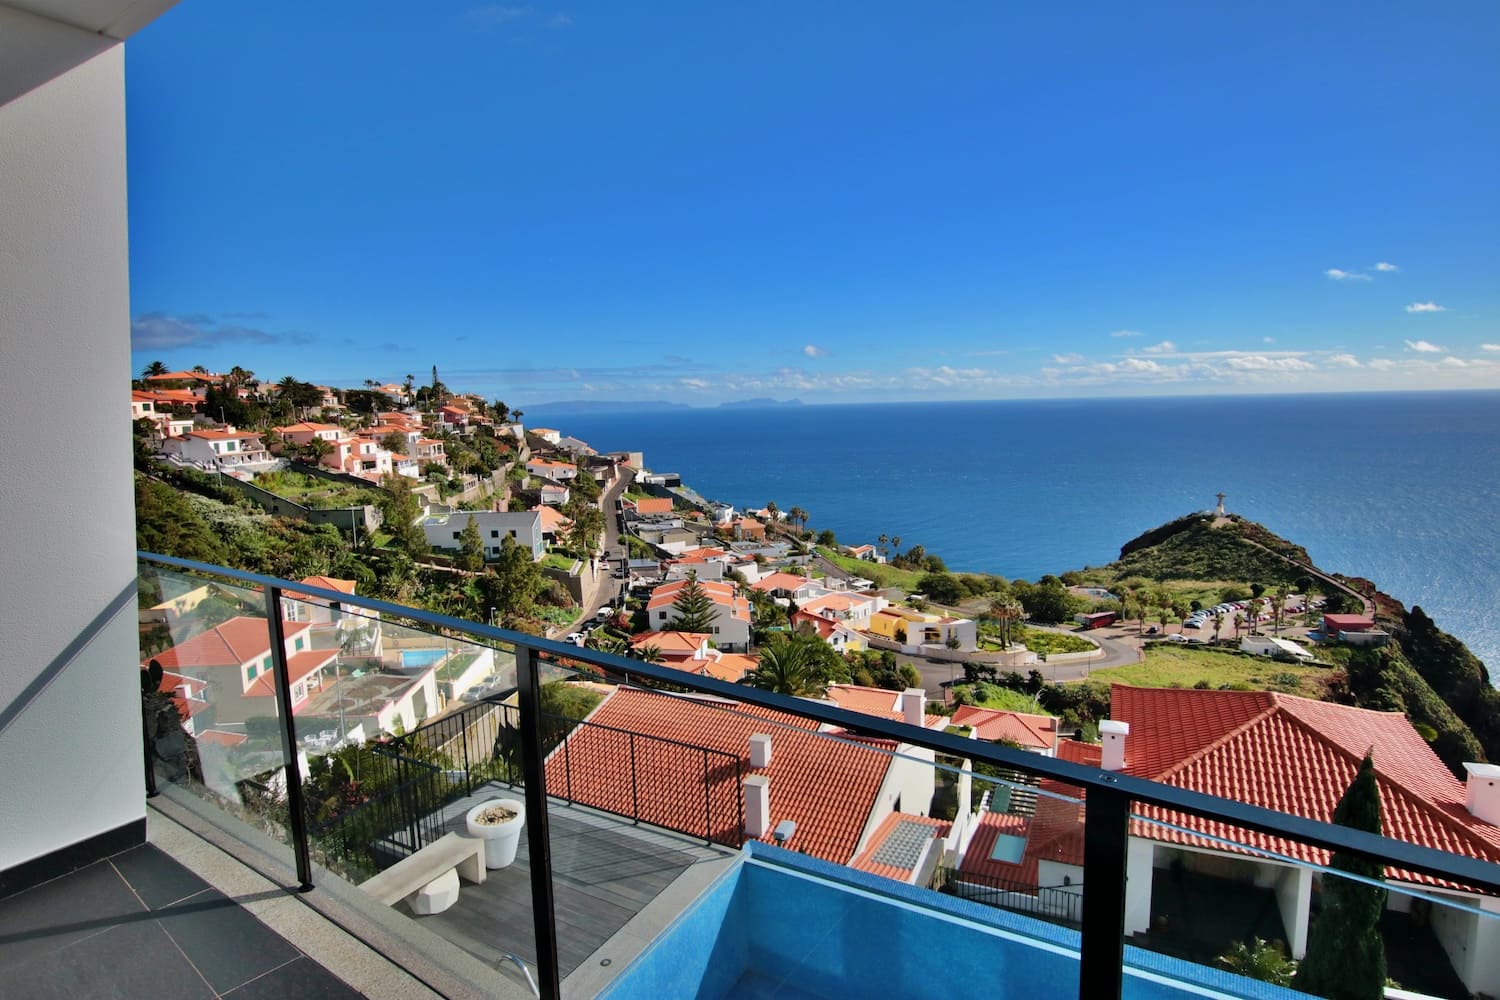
[[154, 888, 300, 993], [0, 859, 146, 971], [5, 917, 216, 1000], [222, 956, 365, 999], [111, 844, 212, 910]]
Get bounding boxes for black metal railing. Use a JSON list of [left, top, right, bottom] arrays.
[[137, 552, 1500, 1000], [394, 697, 744, 847], [937, 866, 1083, 927], [304, 745, 457, 874]]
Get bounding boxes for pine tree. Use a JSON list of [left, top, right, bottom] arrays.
[[668, 572, 716, 633], [1293, 753, 1386, 1000], [458, 517, 486, 573]]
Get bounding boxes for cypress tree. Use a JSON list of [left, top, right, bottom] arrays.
[[1293, 752, 1386, 1000], [668, 572, 716, 633]]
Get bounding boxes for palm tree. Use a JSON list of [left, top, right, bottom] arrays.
[[988, 596, 1024, 650], [878, 533, 889, 559], [1212, 611, 1225, 644], [141, 360, 169, 378], [789, 506, 807, 535], [890, 535, 902, 560], [305, 437, 334, 466], [1273, 585, 1291, 635], [743, 636, 825, 697], [765, 500, 779, 526], [634, 644, 664, 665], [1233, 611, 1245, 639]]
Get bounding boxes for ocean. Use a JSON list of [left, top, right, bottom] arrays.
[[548, 391, 1500, 670]]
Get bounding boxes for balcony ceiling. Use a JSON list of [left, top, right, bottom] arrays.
[[0, 0, 180, 106]]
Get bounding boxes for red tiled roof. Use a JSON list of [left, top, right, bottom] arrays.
[[244, 649, 337, 699], [751, 573, 817, 593], [851, 812, 951, 881], [633, 497, 673, 514], [196, 730, 248, 746], [545, 687, 893, 863], [822, 684, 943, 729], [147, 617, 308, 670], [1323, 613, 1375, 631], [283, 576, 357, 603], [630, 631, 713, 657], [951, 705, 1058, 751], [1111, 685, 1500, 886]]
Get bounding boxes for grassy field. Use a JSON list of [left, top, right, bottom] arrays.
[[252, 470, 382, 509], [953, 684, 1054, 714], [816, 547, 926, 591], [1092, 644, 1331, 698]]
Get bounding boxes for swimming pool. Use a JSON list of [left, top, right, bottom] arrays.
[[399, 649, 446, 669], [599, 842, 1302, 1000]]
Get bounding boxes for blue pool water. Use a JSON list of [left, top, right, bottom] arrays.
[[600, 842, 1302, 1000], [400, 649, 446, 669]]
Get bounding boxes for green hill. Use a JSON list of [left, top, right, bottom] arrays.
[[1093, 513, 1495, 777]]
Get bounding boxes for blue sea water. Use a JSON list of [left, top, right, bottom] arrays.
[[554, 391, 1500, 670]]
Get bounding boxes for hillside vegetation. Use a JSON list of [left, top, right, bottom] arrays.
[[1085, 512, 1496, 778]]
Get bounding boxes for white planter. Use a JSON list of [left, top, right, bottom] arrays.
[[465, 798, 526, 869]]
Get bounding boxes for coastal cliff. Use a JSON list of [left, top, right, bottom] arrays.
[[1098, 513, 1497, 776]]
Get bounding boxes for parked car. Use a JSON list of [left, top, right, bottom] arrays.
[[565, 632, 587, 646], [1167, 634, 1189, 643], [595, 606, 615, 620]]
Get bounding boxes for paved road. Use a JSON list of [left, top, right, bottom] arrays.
[[558, 469, 635, 635]]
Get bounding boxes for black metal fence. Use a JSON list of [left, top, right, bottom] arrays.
[[936, 866, 1083, 927], [392, 695, 745, 848], [304, 746, 459, 873]]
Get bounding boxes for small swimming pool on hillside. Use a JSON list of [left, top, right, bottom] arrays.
[[400, 649, 447, 669], [599, 842, 1302, 1000]]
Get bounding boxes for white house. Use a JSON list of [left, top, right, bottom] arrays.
[[1240, 635, 1315, 661], [165, 428, 273, 472], [646, 577, 752, 652], [421, 510, 544, 561]]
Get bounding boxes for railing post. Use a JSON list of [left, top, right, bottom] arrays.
[[629, 733, 640, 823], [703, 748, 712, 844], [264, 585, 314, 892], [515, 643, 560, 1000], [1078, 783, 1130, 1000], [461, 711, 473, 795]]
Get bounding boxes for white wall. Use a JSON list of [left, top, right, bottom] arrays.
[[0, 45, 146, 871], [1430, 892, 1500, 997], [1123, 837, 1155, 935]]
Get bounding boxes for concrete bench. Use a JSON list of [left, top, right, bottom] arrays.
[[360, 832, 487, 911]]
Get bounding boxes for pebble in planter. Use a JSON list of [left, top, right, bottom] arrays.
[[465, 798, 526, 869]]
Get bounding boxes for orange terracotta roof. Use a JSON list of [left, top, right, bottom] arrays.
[[1111, 685, 1500, 886], [147, 617, 308, 670], [851, 811, 951, 881], [670, 547, 732, 563], [196, 730, 248, 746], [751, 573, 818, 593], [276, 422, 342, 434], [799, 593, 863, 615], [244, 649, 338, 698], [532, 506, 570, 532], [185, 428, 262, 441], [546, 687, 893, 863], [951, 705, 1058, 751], [822, 684, 943, 729], [630, 631, 714, 657], [632, 497, 673, 515]]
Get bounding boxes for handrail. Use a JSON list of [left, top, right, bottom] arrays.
[[139, 550, 1500, 1000], [137, 549, 1500, 895]]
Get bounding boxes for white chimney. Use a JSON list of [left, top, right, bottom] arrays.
[[744, 775, 770, 838], [749, 733, 772, 769], [1464, 763, 1500, 825], [902, 688, 926, 728], [1100, 720, 1130, 772]]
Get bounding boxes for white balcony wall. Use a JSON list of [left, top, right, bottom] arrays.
[[0, 43, 145, 872]]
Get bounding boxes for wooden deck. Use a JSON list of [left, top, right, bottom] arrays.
[[396, 783, 734, 980]]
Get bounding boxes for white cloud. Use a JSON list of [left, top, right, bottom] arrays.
[[1405, 339, 1444, 353], [1374, 261, 1399, 272], [1325, 268, 1372, 282], [1052, 353, 1085, 364], [1141, 340, 1177, 355], [1406, 302, 1448, 313], [1327, 353, 1362, 368], [1109, 329, 1142, 338], [802, 344, 829, 358], [1441, 356, 1469, 368], [1262, 336, 1276, 344], [1482, 344, 1500, 352], [1367, 358, 1396, 370], [1221, 355, 1317, 372]]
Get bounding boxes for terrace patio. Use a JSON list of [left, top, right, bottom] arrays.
[[395, 784, 737, 991]]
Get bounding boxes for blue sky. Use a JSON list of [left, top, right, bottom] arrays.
[[126, 2, 1500, 405]]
